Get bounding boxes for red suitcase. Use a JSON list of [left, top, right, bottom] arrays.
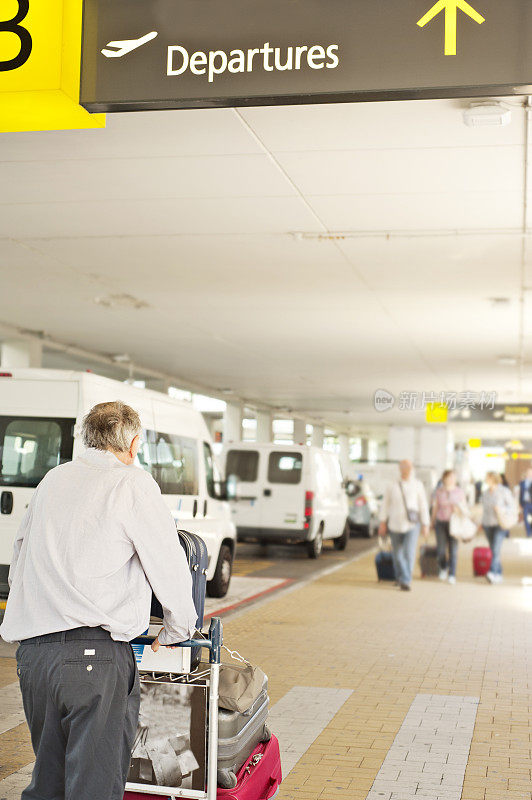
[[125, 736, 282, 800], [217, 735, 282, 800], [473, 546, 492, 576]]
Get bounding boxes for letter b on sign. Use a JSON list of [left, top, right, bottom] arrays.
[[0, 0, 33, 72]]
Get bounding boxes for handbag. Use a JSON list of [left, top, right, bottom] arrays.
[[398, 482, 420, 525], [495, 503, 518, 531], [449, 505, 477, 542], [218, 647, 267, 714]]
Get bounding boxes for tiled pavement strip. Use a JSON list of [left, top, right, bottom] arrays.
[[3, 537, 532, 798]]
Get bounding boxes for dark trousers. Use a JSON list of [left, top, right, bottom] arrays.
[[522, 503, 532, 537], [16, 626, 140, 800], [435, 520, 459, 578]]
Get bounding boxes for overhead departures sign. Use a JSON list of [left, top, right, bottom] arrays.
[[0, 0, 104, 132], [80, 0, 532, 112]]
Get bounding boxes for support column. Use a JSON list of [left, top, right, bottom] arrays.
[[312, 425, 324, 448], [360, 437, 369, 460], [338, 434, 350, 476], [416, 426, 450, 475], [145, 378, 170, 394], [224, 402, 243, 444], [293, 419, 307, 445], [0, 339, 42, 368], [387, 426, 416, 462], [256, 411, 273, 443]]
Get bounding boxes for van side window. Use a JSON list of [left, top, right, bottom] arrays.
[[155, 433, 198, 495], [203, 442, 222, 499], [0, 416, 74, 488], [226, 450, 259, 482], [267, 452, 303, 485]]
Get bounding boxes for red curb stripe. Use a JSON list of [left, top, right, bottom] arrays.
[[204, 578, 294, 620]]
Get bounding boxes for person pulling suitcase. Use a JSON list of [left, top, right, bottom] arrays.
[[0, 401, 198, 800], [378, 460, 430, 591]]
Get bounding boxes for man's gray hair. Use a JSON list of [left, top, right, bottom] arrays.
[[82, 401, 141, 452]]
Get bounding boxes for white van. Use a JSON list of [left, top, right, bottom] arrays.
[[222, 443, 349, 558], [0, 369, 236, 601]]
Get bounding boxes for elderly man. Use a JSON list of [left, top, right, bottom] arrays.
[[378, 459, 429, 591], [0, 401, 197, 800]]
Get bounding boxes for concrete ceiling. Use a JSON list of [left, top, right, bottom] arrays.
[[1, 97, 531, 431]]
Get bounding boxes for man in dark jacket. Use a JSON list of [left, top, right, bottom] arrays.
[[519, 467, 532, 538]]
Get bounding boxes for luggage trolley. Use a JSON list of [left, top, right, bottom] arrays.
[[126, 617, 223, 800]]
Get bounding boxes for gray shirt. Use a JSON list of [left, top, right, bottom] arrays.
[[0, 448, 197, 645], [481, 485, 515, 527]]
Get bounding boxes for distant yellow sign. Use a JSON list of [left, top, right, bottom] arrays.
[[468, 438, 482, 448], [0, 0, 104, 132], [426, 403, 448, 424]]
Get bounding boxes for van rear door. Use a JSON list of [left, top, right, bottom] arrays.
[[0, 415, 75, 591], [263, 450, 304, 532], [225, 448, 262, 531]]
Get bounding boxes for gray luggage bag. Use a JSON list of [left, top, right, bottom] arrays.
[[217, 679, 271, 789]]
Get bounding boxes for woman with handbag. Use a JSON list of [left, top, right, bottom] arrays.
[[431, 470, 466, 585], [481, 471, 517, 584]]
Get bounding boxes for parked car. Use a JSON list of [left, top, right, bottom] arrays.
[[0, 369, 236, 600], [345, 478, 380, 537], [222, 442, 349, 558]]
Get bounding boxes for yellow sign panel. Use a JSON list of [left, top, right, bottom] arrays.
[[468, 438, 482, 449], [0, 0, 104, 132], [426, 403, 448, 424]]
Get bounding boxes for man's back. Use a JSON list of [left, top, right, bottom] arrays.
[[0, 448, 196, 644]]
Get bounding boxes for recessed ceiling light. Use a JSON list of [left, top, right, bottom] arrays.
[[489, 297, 511, 307], [498, 356, 518, 366], [112, 353, 131, 363]]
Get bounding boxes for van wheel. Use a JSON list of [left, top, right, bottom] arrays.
[[334, 522, 349, 551], [207, 545, 232, 598], [307, 527, 323, 559]]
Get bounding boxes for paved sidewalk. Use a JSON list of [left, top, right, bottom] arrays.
[[2, 537, 532, 799]]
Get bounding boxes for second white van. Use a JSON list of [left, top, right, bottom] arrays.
[[222, 443, 349, 558]]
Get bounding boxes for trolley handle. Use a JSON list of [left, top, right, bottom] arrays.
[[132, 616, 223, 664]]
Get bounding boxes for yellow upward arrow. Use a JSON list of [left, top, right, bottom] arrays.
[[417, 0, 485, 56]]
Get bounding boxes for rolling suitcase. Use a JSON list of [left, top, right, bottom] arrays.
[[216, 735, 282, 800], [419, 545, 439, 577], [473, 546, 492, 576], [218, 681, 270, 789], [151, 528, 208, 667], [375, 550, 395, 581]]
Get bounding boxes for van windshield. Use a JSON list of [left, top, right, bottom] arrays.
[[0, 416, 75, 488]]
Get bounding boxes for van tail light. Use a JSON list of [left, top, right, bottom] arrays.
[[304, 490, 314, 529], [355, 496, 367, 506], [0, 373, 13, 378]]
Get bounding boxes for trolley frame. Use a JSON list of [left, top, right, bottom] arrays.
[[125, 616, 223, 800]]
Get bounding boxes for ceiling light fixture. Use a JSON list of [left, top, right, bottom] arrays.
[[498, 356, 518, 366], [463, 101, 511, 128]]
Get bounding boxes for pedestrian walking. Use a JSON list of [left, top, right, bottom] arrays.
[[431, 470, 465, 585], [0, 401, 198, 800], [481, 471, 517, 585], [378, 460, 430, 591], [518, 467, 532, 538]]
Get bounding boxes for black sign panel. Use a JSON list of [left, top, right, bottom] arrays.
[[80, 0, 532, 112]]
